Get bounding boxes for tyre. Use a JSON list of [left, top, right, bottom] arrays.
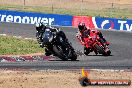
[[53, 46, 68, 61], [84, 47, 90, 55], [70, 51, 77, 61], [94, 44, 105, 55]]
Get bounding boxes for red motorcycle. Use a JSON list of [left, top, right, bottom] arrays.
[[78, 29, 111, 56]]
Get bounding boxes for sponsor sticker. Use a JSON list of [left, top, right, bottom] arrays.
[[79, 68, 131, 86]]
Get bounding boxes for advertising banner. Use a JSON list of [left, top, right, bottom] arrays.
[[72, 16, 95, 28], [0, 10, 73, 26], [92, 17, 132, 31], [0, 10, 132, 31]]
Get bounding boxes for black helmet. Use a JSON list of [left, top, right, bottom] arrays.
[[78, 22, 86, 32]]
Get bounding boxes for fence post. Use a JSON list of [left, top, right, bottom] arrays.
[[109, 3, 114, 17], [24, 0, 25, 6], [80, 0, 83, 15], [51, 0, 54, 13], [23, 0, 25, 10], [52, 4, 53, 13]]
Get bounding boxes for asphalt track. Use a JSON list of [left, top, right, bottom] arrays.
[[0, 22, 132, 70]]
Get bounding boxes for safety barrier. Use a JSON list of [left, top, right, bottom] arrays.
[[0, 10, 132, 31], [72, 16, 132, 31], [0, 10, 72, 26]]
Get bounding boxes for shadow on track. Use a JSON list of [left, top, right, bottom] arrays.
[[49, 59, 80, 61], [85, 54, 114, 56]]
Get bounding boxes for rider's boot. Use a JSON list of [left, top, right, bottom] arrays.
[[100, 38, 110, 46], [45, 48, 52, 56]]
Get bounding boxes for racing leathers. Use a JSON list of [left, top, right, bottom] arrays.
[[35, 24, 69, 56], [36, 24, 61, 47], [76, 29, 86, 45], [36, 23, 46, 45], [76, 28, 109, 46]]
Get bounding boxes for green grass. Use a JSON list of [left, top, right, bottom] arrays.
[[0, 5, 131, 19], [0, 35, 43, 55]]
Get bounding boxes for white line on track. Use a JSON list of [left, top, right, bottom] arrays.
[[0, 33, 36, 40]]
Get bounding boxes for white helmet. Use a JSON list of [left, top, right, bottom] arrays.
[[35, 22, 42, 27]]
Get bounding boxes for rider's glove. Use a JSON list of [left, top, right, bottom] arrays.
[[81, 41, 85, 45]]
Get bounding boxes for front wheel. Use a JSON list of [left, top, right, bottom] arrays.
[[94, 44, 106, 55], [70, 51, 77, 61], [52, 46, 68, 61]]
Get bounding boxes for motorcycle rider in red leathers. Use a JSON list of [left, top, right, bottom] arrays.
[[76, 23, 87, 45], [76, 23, 109, 46]]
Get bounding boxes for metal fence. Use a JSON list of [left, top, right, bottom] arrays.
[[0, 0, 132, 19]]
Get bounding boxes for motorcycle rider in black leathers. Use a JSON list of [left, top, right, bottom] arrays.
[[35, 22, 69, 56]]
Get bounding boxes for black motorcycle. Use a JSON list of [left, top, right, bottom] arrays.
[[41, 28, 77, 61]]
